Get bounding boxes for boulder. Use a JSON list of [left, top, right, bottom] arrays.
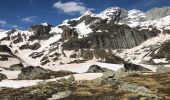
[[0, 73, 7, 81], [119, 82, 151, 94], [9, 63, 24, 71], [67, 75, 75, 83], [86, 65, 112, 73], [47, 90, 72, 100], [93, 70, 116, 85], [123, 62, 151, 72], [18, 66, 76, 80], [18, 66, 51, 80], [156, 66, 170, 73]]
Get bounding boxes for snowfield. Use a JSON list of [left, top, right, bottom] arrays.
[[43, 61, 124, 73], [0, 73, 103, 88]]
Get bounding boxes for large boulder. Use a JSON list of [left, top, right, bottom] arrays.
[[47, 90, 72, 100], [123, 62, 151, 72], [9, 63, 24, 71], [0, 73, 7, 81], [93, 71, 116, 85], [86, 65, 112, 73], [18, 66, 75, 80], [18, 66, 51, 80], [156, 66, 170, 73]]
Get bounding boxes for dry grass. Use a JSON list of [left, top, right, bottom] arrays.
[[120, 72, 170, 99]]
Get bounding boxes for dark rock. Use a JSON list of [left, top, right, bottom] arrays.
[[0, 45, 12, 53], [87, 65, 112, 73], [29, 51, 45, 59], [19, 43, 41, 50], [60, 26, 78, 41], [29, 24, 52, 40], [123, 62, 151, 72], [18, 66, 51, 80], [11, 33, 23, 44], [149, 40, 170, 64], [9, 63, 24, 71], [18, 66, 76, 80], [62, 24, 158, 50], [0, 73, 7, 81], [40, 56, 50, 65], [0, 45, 14, 61]]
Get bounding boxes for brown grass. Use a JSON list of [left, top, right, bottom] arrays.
[[120, 72, 170, 99]]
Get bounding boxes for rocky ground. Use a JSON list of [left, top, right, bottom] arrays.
[[0, 64, 169, 100]]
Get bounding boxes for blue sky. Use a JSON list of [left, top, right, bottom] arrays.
[[0, 0, 170, 31]]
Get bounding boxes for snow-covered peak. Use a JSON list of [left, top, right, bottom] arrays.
[[82, 10, 95, 16], [40, 22, 49, 26], [97, 7, 127, 20]]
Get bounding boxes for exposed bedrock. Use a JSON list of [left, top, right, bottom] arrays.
[[62, 24, 159, 50]]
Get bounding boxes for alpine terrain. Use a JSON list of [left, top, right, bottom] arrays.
[[0, 6, 170, 100]]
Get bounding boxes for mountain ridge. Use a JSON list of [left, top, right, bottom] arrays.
[[0, 6, 170, 68]]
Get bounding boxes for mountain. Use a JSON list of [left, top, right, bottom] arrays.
[[0, 6, 170, 68]]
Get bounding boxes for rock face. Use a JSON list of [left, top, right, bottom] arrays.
[[60, 26, 78, 41], [150, 40, 170, 64], [29, 24, 52, 40], [0, 6, 169, 68], [19, 43, 41, 50], [0, 45, 12, 53], [62, 24, 158, 50], [0, 73, 7, 81]]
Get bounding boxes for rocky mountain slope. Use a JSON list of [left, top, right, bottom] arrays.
[[0, 6, 170, 100], [0, 6, 170, 68]]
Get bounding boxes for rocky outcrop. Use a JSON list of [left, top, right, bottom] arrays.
[[11, 33, 23, 44], [123, 62, 151, 72], [18, 66, 75, 80], [0, 45, 12, 53], [47, 90, 72, 100], [60, 26, 78, 41], [9, 63, 24, 71], [29, 24, 52, 40], [19, 43, 41, 50], [149, 40, 170, 64], [93, 70, 116, 85], [62, 24, 158, 50], [0, 73, 7, 81], [18, 66, 50, 80], [87, 65, 112, 73], [0, 45, 16, 61]]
